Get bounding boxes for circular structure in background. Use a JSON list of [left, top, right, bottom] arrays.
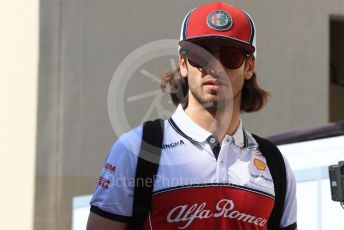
[[108, 39, 179, 138]]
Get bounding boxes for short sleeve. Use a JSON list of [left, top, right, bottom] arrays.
[[89, 126, 143, 222], [279, 155, 298, 230]]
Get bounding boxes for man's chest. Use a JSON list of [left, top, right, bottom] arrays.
[[153, 136, 275, 197], [142, 137, 276, 229]]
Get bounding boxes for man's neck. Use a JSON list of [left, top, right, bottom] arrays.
[[184, 97, 241, 142]]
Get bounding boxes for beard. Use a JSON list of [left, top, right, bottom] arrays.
[[188, 84, 236, 114]]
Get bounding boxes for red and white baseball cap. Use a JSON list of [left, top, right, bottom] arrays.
[[179, 1, 256, 57]]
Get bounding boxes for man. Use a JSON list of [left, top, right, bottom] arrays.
[[87, 2, 297, 229]]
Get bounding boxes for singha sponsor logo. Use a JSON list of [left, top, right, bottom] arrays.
[[162, 140, 185, 150], [167, 199, 267, 229]]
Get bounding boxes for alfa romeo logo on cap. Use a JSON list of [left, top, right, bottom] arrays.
[[207, 10, 232, 31]]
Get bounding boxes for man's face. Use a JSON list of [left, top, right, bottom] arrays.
[[179, 43, 255, 110]]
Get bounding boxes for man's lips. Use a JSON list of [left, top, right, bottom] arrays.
[[203, 79, 225, 91], [203, 79, 225, 86]]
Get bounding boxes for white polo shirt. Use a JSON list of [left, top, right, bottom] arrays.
[[90, 105, 297, 229]]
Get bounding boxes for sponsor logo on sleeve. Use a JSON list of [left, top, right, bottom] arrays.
[[104, 163, 116, 173], [98, 176, 110, 189]]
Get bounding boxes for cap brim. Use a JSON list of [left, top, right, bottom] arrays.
[[179, 36, 255, 54]]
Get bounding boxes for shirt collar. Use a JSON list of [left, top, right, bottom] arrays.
[[170, 105, 255, 148], [226, 119, 244, 147], [170, 105, 211, 143]]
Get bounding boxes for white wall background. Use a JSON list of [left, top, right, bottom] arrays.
[[0, 0, 38, 230], [280, 135, 344, 230]]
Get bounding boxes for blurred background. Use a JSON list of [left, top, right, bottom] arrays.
[[1, 0, 344, 229]]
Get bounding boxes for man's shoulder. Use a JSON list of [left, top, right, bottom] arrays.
[[118, 125, 143, 142], [107, 125, 144, 160], [110, 119, 168, 157], [247, 131, 279, 150]]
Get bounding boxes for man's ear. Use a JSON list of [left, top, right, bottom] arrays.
[[179, 56, 188, 78], [244, 56, 256, 80]]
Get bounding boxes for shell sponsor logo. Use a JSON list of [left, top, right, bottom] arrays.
[[254, 159, 266, 171]]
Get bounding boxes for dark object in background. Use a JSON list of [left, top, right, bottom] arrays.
[[329, 161, 344, 202], [267, 120, 344, 209], [267, 120, 344, 145]]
